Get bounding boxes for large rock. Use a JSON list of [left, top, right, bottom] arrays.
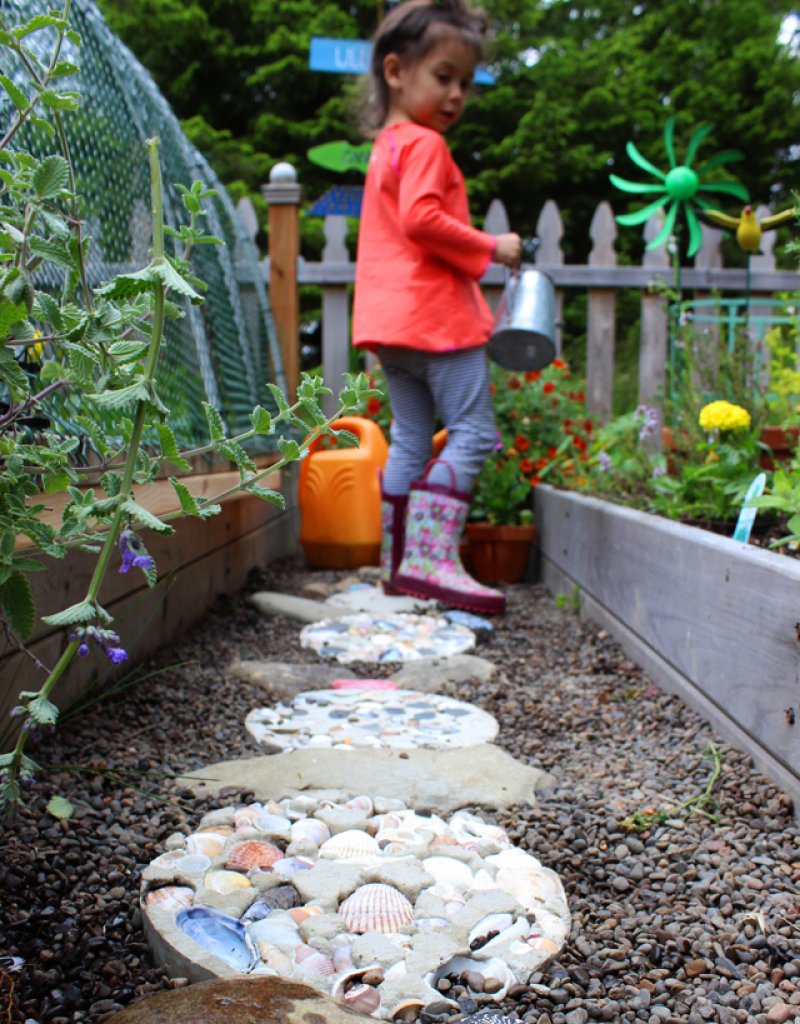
[[226, 661, 347, 700], [248, 591, 346, 623], [178, 745, 553, 814], [392, 654, 498, 691], [104, 976, 372, 1024]]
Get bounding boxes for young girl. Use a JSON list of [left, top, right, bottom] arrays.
[[352, 0, 521, 614]]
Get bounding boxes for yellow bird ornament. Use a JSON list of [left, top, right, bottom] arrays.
[[700, 204, 796, 254]]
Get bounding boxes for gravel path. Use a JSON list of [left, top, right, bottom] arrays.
[[1, 559, 798, 1024]]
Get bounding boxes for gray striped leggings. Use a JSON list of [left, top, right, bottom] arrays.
[[377, 344, 498, 495]]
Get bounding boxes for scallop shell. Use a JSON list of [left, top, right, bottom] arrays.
[[144, 885, 194, 912], [390, 999, 425, 1022], [287, 904, 324, 925], [338, 883, 414, 934], [186, 832, 227, 858], [242, 885, 300, 921], [226, 840, 284, 872], [295, 943, 335, 981], [319, 829, 379, 862], [289, 819, 331, 847], [205, 869, 253, 895]]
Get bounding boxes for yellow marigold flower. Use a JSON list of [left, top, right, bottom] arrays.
[[698, 400, 751, 433]]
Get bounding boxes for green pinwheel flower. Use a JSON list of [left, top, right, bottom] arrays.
[[610, 117, 749, 257]]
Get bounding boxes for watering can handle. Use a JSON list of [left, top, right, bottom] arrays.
[[504, 236, 540, 286]]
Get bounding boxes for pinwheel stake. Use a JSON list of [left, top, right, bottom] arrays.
[[610, 116, 749, 296]]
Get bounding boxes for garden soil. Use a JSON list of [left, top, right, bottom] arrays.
[[1, 559, 798, 1024]]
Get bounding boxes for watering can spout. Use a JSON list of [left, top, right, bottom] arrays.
[[487, 238, 557, 372]]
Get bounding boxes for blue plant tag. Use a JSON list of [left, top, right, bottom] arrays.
[[732, 472, 766, 543]]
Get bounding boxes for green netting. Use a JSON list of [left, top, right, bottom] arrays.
[[0, 0, 285, 452]]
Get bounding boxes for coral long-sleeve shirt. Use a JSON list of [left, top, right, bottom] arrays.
[[352, 122, 496, 353]]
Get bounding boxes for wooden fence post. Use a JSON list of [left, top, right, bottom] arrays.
[[586, 202, 617, 422], [321, 214, 351, 417], [535, 200, 564, 355], [483, 198, 509, 314], [639, 213, 670, 413], [263, 162, 301, 400]]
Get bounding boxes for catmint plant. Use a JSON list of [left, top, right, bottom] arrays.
[[0, 6, 375, 818]]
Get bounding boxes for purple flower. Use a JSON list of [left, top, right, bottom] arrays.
[[119, 528, 154, 575], [104, 646, 128, 665], [652, 465, 666, 479], [77, 640, 90, 657], [493, 432, 504, 452], [636, 405, 659, 443], [598, 451, 612, 472]]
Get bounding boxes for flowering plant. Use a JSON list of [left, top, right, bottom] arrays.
[[470, 359, 593, 524], [698, 400, 752, 433]]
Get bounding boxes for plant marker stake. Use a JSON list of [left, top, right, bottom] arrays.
[[732, 472, 766, 543]]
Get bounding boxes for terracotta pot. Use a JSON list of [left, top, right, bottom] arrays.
[[759, 426, 800, 471], [462, 522, 537, 584]]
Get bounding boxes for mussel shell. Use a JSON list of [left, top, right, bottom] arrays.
[[176, 906, 256, 971]]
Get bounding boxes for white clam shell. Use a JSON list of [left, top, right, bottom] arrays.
[[421, 857, 474, 890], [185, 832, 227, 858], [290, 818, 331, 847], [144, 885, 194, 912], [204, 869, 253, 895]]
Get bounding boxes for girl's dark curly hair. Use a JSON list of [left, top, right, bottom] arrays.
[[359, 0, 489, 136]]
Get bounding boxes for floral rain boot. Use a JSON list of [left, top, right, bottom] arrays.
[[380, 492, 408, 596], [393, 466, 505, 615]]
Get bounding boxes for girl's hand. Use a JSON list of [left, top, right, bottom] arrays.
[[493, 232, 522, 267]]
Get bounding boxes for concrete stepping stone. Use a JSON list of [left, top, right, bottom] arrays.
[[324, 583, 439, 616], [244, 688, 498, 753], [248, 591, 347, 624], [300, 613, 475, 663], [178, 745, 553, 815], [104, 976, 372, 1024], [139, 794, 569, 1020], [227, 655, 499, 700]]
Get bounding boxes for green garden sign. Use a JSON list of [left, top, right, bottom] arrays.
[[307, 140, 372, 176]]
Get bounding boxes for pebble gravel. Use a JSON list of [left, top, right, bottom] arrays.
[[0, 559, 798, 1024]]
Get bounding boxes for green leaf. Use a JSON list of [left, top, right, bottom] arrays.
[[155, 256, 203, 303], [28, 234, 75, 269], [41, 597, 94, 627], [89, 379, 151, 409], [169, 477, 220, 520], [216, 439, 256, 474], [29, 116, 55, 139], [0, 570, 36, 640], [0, 349, 30, 402], [277, 437, 301, 462], [31, 155, 70, 199], [266, 382, 289, 415], [250, 405, 272, 434], [32, 290, 64, 329], [42, 470, 72, 494], [27, 694, 58, 726], [0, 297, 27, 336], [51, 61, 79, 78], [38, 89, 80, 112], [12, 13, 59, 37], [203, 402, 225, 441], [108, 339, 149, 361], [0, 73, 28, 111], [47, 795, 74, 819], [245, 483, 285, 507], [155, 423, 190, 471], [121, 498, 174, 535]]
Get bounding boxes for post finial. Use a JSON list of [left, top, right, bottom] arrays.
[[270, 162, 298, 184]]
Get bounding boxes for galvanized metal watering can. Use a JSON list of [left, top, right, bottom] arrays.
[[487, 238, 558, 372]]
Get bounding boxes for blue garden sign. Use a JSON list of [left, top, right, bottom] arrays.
[[307, 186, 364, 218], [309, 36, 495, 84]]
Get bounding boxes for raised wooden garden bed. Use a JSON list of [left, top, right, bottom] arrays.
[[535, 483, 800, 810], [1, 464, 301, 733]]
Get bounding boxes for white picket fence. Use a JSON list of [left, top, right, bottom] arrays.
[[236, 191, 798, 419]]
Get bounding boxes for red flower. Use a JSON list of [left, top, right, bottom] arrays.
[[520, 458, 534, 473], [573, 436, 587, 452], [524, 371, 541, 382], [562, 418, 572, 429], [489, 383, 496, 395], [584, 418, 593, 433], [547, 446, 558, 459], [367, 397, 382, 416], [543, 382, 555, 395], [529, 475, 541, 488], [552, 358, 567, 370], [514, 434, 530, 452], [508, 377, 522, 390], [535, 457, 549, 470], [576, 390, 585, 402]]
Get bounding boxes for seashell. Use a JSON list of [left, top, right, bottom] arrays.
[[226, 840, 284, 872], [254, 812, 293, 833], [477, 916, 530, 956], [390, 999, 425, 1022], [338, 883, 413, 934], [234, 804, 265, 830], [449, 811, 509, 849], [428, 834, 460, 852], [289, 818, 331, 847], [176, 906, 256, 971], [431, 956, 514, 1001], [186, 832, 227, 858], [242, 885, 300, 921], [468, 913, 514, 951], [471, 869, 496, 891], [144, 885, 194, 912], [287, 904, 324, 925], [319, 829, 379, 862], [197, 824, 234, 836], [295, 943, 335, 981], [205, 869, 253, 895], [341, 983, 381, 1015], [331, 937, 355, 974], [343, 794, 374, 814], [272, 855, 315, 879], [247, 911, 301, 951], [509, 935, 560, 956], [487, 849, 564, 914], [257, 940, 295, 976], [421, 856, 474, 890], [376, 827, 428, 853]]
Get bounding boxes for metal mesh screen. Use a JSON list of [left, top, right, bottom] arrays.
[[0, 0, 285, 452]]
